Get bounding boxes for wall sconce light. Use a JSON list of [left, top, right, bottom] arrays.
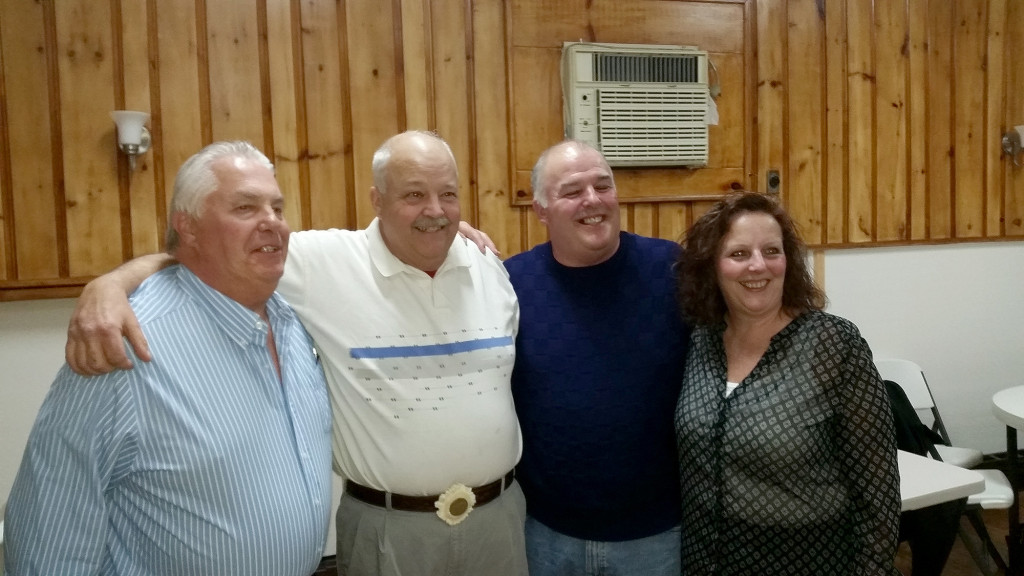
[[1001, 125, 1024, 168], [110, 110, 151, 172]]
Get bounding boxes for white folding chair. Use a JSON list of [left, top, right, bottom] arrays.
[[877, 358, 1013, 575], [876, 358, 983, 468]]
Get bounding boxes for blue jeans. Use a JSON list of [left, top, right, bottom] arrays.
[[525, 516, 681, 576]]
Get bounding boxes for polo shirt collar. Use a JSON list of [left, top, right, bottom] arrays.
[[365, 217, 472, 278]]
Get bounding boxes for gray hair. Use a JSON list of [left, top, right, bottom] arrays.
[[371, 130, 457, 194], [530, 139, 606, 207], [165, 141, 274, 253]]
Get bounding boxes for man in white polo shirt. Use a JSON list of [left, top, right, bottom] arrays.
[[63, 131, 526, 576]]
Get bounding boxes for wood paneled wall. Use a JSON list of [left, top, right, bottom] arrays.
[[0, 0, 1021, 300], [771, 0, 1024, 246]]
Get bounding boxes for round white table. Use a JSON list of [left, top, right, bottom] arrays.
[[992, 386, 1024, 575]]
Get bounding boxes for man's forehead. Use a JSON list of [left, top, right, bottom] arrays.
[[388, 173, 458, 190], [556, 167, 613, 189], [217, 185, 283, 202]]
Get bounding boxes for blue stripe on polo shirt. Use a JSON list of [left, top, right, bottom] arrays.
[[350, 336, 514, 359]]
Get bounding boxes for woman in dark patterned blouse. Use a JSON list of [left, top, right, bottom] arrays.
[[674, 191, 900, 575]]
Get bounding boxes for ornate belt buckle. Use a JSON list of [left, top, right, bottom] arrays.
[[434, 483, 477, 526]]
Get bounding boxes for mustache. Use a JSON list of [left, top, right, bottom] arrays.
[[413, 216, 451, 229]]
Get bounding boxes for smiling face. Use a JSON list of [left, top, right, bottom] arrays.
[[716, 211, 787, 322], [175, 155, 289, 311], [371, 134, 460, 273], [533, 143, 620, 267]]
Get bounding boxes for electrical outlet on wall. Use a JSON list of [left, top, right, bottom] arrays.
[[766, 170, 781, 194]]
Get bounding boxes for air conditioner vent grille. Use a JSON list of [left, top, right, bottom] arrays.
[[594, 53, 700, 83], [594, 89, 708, 164], [562, 42, 710, 167]]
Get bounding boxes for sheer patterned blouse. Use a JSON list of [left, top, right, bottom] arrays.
[[675, 310, 901, 575]]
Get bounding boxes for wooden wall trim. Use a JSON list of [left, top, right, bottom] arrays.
[[0, 8, 13, 281], [43, 0, 68, 278], [195, 0, 211, 144]]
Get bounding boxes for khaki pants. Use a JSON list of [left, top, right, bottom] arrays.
[[335, 481, 528, 576]]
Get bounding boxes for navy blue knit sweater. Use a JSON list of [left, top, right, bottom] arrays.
[[505, 232, 690, 541]]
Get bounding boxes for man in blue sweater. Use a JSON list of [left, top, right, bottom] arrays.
[[504, 140, 691, 576]]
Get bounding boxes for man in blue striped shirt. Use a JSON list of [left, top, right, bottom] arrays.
[[4, 142, 333, 576]]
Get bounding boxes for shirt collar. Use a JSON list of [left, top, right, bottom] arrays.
[[175, 265, 294, 348], [366, 217, 472, 278]]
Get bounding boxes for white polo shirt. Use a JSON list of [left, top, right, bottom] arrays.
[[278, 218, 521, 495]]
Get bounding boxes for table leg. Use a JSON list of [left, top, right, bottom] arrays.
[[1008, 425, 1021, 576]]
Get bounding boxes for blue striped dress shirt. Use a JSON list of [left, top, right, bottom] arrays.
[[4, 265, 332, 576]]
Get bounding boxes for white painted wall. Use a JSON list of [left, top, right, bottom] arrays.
[[824, 241, 1024, 454], [0, 298, 74, 521], [0, 241, 1022, 544]]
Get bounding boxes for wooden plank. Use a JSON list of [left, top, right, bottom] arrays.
[[206, 0, 263, 143], [984, 0, 1007, 237], [401, 0, 432, 129], [616, 167, 746, 201], [953, 0, 986, 238], [0, 0, 59, 279], [510, 46, 562, 196], [511, 0, 745, 54], [812, 249, 825, 290], [429, 0, 474, 223], [55, 0, 123, 277], [690, 200, 718, 224], [1007, 0, 1024, 236], [472, 0, 518, 255], [926, 0, 954, 239], [824, 0, 847, 244], [741, 0, 757, 194], [756, 0, 785, 211], [786, 0, 825, 245], [119, 0, 160, 257], [347, 0, 401, 227], [845, 0, 874, 243], [657, 202, 691, 243], [619, 204, 631, 234], [155, 0, 203, 210], [300, 0, 351, 230], [0, 284, 83, 302], [632, 204, 655, 237], [907, 0, 928, 240], [0, 12, 8, 281], [710, 52, 745, 171], [524, 206, 548, 252], [874, 0, 908, 242], [264, 0, 305, 229]]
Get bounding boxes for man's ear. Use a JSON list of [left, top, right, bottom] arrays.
[[370, 186, 382, 216], [532, 200, 548, 225], [172, 212, 197, 248]]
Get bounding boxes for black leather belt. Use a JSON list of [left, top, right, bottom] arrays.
[[345, 470, 515, 512]]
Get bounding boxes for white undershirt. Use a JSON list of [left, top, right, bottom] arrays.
[[725, 380, 740, 397]]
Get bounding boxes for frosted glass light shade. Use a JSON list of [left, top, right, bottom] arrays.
[[110, 111, 150, 147]]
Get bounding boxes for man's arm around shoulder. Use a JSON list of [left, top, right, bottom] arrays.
[[66, 253, 175, 375]]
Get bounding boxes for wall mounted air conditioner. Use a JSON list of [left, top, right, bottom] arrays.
[[562, 42, 710, 168]]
